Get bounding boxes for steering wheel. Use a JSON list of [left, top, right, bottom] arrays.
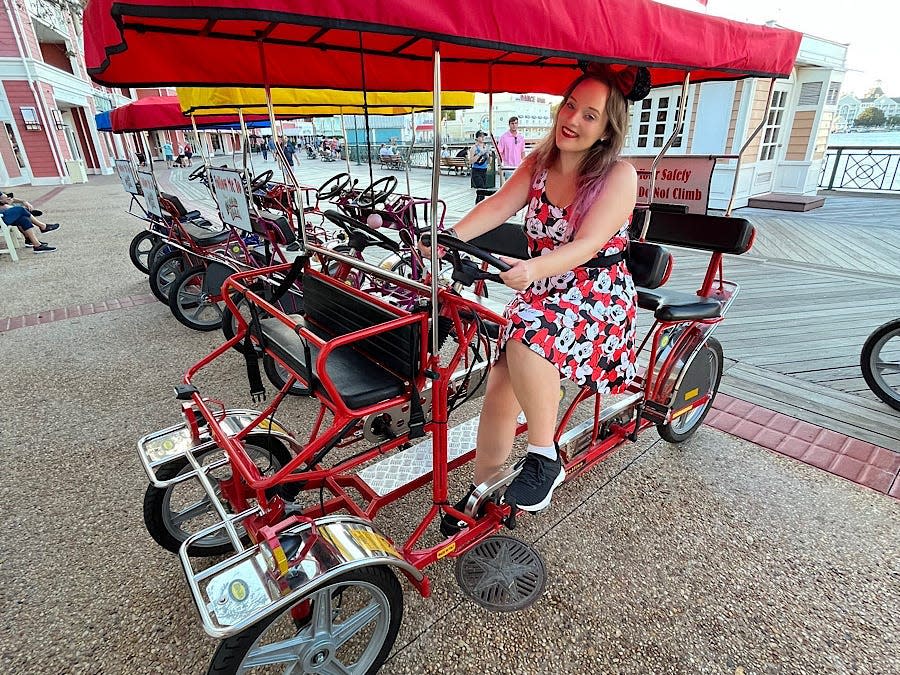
[[420, 231, 512, 284], [250, 169, 274, 192], [323, 210, 399, 253], [356, 176, 397, 209], [317, 173, 352, 200], [188, 165, 207, 181]]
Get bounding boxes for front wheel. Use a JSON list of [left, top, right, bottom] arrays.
[[860, 319, 900, 411], [149, 250, 187, 303], [657, 337, 723, 443], [208, 565, 403, 675], [129, 230, 159, 274], [169, 265, 225, 331]]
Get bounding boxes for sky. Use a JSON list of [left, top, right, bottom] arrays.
[[658, 0, 899, 96]]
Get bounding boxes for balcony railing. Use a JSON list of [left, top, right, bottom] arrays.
[[819, 146, 900, 193], [24, 0, 69, 36]]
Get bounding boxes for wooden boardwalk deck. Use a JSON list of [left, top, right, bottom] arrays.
[[166, 159, 900, 450]]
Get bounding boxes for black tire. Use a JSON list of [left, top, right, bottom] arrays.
[[169, 265, 225, 331], [208, 565, 403, 675], [657, 337, 724, 443], [149, 250, 187, 303], [147, 238, 175, 271], [263, 353, 311, 396], [860, 319, 900, 411], [129, 231, 159, 274], [143, 438, 291, 557]]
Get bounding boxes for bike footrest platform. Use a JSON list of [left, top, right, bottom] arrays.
[[357, 417, 480, 496], [641, 399, 669, 424]]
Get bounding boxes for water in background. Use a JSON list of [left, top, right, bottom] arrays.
[[828, 131, 900, 147]]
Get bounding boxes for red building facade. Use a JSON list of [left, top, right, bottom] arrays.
[[0, 0, 132, 186]]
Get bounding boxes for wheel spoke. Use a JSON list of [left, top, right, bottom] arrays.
[[874, 359, 900, 375], [332, 600, 382, 648], [169, 496, 215, 526], [311, 588, 334, 635], [321, 658, 354, 675], [240, 632, 313, 668]]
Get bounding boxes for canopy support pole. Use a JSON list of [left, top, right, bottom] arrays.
[[238, 109, 253, 178], [641, 73, 690, 240], [339, 112, 351, 174], [358, 32, 374, 186], [258, 40, 309, 250], [725, 77, 776, 217], [488, 67, 500, 187], [404, 109, 413, 197], [430, 43, 442, 359]]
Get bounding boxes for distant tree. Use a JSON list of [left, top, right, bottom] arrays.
[[855, 107, 886, 127], [887, 115, 900, 127]]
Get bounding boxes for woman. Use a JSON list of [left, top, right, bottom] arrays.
[[429, 64, 650, 535], [468, 131, 490, 189]]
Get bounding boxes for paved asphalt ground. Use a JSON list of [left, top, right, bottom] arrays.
[[0, 172, 898, 674]]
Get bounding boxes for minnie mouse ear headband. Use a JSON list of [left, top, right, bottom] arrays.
[[578, 61, 652, 102]]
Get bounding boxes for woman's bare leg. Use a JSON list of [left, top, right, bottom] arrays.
[[473, 354, 522, 484], [505, 339, 561, 447]]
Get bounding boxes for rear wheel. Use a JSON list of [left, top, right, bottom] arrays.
[[657, 337, 723, 443], [860, 319, 900, 411], [129, 230, 159, 274], [149, 250, 187, 303], [169, 265, 225, 331], [147, 238, 175, 272], [207, 565, 403, 675], [142, 438, 291, 557]]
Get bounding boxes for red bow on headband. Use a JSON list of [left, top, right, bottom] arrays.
[[579, 62, 653, 102]]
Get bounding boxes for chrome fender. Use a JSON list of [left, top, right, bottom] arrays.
[[180, 514, 423, 639]]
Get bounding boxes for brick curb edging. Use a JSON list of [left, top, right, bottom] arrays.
[[706, 393, 900, 499], [3, 295, 898, 500], [0, 294, 156, 332]]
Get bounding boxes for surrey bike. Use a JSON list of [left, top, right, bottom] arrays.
[[84, 0, 800, 672]]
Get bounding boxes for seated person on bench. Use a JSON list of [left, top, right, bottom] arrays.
[[1, 191, 60, 253], [421, 64, 648, 534]]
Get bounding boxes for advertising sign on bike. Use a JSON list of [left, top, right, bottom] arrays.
[[115, 159, 140, 195], [209, 167, 252, 232], [136, 170, 162, 218]]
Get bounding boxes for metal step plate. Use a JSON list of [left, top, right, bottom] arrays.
[[357, 417, 480, 496]]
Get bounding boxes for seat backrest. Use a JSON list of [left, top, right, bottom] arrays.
[[631, 210, 755, 255], [628, 241, 670, 289], [159, 192, 189, 218], [253, 213, 296, 245], [468, 222, 529, 259], [303, 273, 420, 380]]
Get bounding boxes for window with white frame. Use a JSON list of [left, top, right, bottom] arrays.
[[759, 89, 788, 161], [634, 93, 686, 150]]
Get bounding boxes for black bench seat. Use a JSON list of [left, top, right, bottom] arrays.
[[181, 219, 231, 245], [260, 315, 406, 409], [636, 288, 722, 322]]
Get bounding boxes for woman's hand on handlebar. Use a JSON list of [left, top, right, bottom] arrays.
[[498, 256, 532, 291], [416, 238, 444, 261]]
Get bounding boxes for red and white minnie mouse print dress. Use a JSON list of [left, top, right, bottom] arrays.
[[501, 169, 637, 394]]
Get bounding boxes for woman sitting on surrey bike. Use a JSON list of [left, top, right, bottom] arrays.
[[427, 64, 651, 534]]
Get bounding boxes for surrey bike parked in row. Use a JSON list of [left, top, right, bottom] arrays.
[[84, 0, 801, 673]]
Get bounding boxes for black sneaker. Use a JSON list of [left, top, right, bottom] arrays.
[[24, 241, 47, 248], [32, 243, 56, 254], [440, 484, 478, 537], [30, 209, 43, 217], [43, 223, 60, 232], [504, 453, 566, 512]]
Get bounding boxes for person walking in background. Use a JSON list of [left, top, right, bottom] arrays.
[[183, 142, 193, 166], [162, 140, 174, 168], [267, 137, 276, 161], [498, 115, 526, 181], [468, 131, 491, 189], [283, 139, 296, 167], [261, 138, 269, 161]]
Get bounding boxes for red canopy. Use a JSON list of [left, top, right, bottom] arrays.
[[85, 0, 801, 93], [109, 95, 272, 132]]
